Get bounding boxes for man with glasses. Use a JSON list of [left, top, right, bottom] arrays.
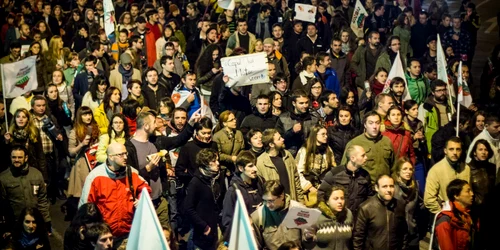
[[418, 80, 452, 152], [79, 142, 151, 244], [250, 180, 303, 249]]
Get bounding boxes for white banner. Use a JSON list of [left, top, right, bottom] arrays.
[[218, 0, 235, 10], [1, 56, 38, 98], [221, 52, 269, 87], [283, 205, 321, 229], [103, 0, 115, 37], [351, 0, 368, 38], [437, 34, 456, 113], [294, 4, 317, 23]]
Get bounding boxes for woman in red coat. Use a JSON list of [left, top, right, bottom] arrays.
[[382, 105, 416, 164], [435, 179, 476, 250]]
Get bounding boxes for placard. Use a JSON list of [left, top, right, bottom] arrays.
[[351, 0, 368, 38], [221, 52, 269, 87], [294, 4, 317, 23], [283, 205, 321, 229]]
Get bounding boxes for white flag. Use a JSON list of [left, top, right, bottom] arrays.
[[127, 188, 170, 250], [171, 86, 216, 125], [437, 34, 456, 113], [228, 189, 259, 250], [218, 0, 235, 10], [351, 0, 368, 38], [103, 0, 115, 37], [382, 51, 411, 101], [457, 61, 472, 108], [1, 56, 38, 98]]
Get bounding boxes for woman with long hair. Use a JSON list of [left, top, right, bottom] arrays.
[[195, 44, 223, 100], [93, 87, 122, 134], [24, 41, 49, 88], [63, 9, 82, 46], [393, 14, 413, 60], [11, 208, 50, 250], [308, 79, 324, 110], [52, 5, 65, 35], [303, 186, 353, 249], [340, 29, 354, 55], [269, 91, 285, 116], [213, 110, 245, 175], [44, 36, 69, 82], [67, 106, 100, 220], [34, 20, 52, 43], [162, 224, 179, 250], [253, 39, 264, 53], [403, 100, 426, 195], [50, 70, 75, 118], [339, 87, 362, 129], [382, 106, 416, 164], [122, 99, 141, 135], [82, 76, 109, 113], [292, 56, 317, 91], [327, 105, 360, 165], [117, 12, 135, 33], [96, 114, 130, 163], [63, 203, 103, 249], [45, 83, 73, 131], [155, 25, 175, 60], [468, 110, 485, 139], [392, 157, 420, 250], [4, 108, 47, 180], [296, 124, 336, 206]]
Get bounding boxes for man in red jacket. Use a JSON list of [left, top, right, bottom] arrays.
[[79, 142, 151, 245]]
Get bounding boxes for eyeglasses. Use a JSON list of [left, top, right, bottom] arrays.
[[110, 152, 128, 158]]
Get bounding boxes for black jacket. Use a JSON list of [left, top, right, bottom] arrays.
[[184, 170, 225, 250], [327, 124, 360, 165], [240, 110, 278, 136], [297, 35, 326, 58], [221, 175, 264, 241], [352, 195, 408, 250], [141, 83, 169, 111], [318, 165, 374, 215], [175, 137, 218, 187], [431, 122, 470, 164], [219, 87, 252, 127]]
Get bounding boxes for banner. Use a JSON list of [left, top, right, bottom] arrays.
[[221, 52, 269, 88], [294, 4, 317, 23], [228, 189, 259, 250], [437, 34, 455, 113], [283, 205, 321, 229], [457, 61, 472, 108], [218, 0, 235, 10], [127, 188, 170, 250], [1, 56, 38, 98], [351, 0, 368, 38], [103, 0, 115, 37], [84, 143, 99, 170], [382, 51, 411, 101]]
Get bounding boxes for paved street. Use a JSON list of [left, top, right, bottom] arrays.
[[44, 1, 500, 249]]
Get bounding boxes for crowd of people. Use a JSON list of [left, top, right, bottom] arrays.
[[0, 0, 499, 249]]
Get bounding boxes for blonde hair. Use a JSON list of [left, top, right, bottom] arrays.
[[9, 108, 39, 143], [48, 35, 63, 61]]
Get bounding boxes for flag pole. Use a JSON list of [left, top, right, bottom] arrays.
[[456, 101, 460, 137], [1, 64, 8, 133]]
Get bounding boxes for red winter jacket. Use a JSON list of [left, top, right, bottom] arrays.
[[435, 201, 475, 250], [79, 163, 151, 237], [382, 120, 416, 164]]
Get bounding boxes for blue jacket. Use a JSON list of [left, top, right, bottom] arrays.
[[73, 69, 105, 111], [315, 68, 340, 95]]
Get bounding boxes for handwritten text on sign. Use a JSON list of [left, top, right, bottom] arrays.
[[221, 52, 269, 87]]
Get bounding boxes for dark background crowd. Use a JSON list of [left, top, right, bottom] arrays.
[[0, 0, 499, 249]]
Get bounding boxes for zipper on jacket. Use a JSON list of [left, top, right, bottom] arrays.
[[386, 207, 390, 247]]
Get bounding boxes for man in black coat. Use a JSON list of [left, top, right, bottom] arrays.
[[411, 11, 437, 58], [39, 2, 60, 37], [318, 145, 374, 215], [352, 175, 408, 250], [240, 94, 278, 136]]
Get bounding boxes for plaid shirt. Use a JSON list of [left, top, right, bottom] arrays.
[[33, 115, 53, 154]]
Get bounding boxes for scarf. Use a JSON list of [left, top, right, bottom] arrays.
[[263, 194, 290, 228], [396, 177, 417, 202], [371, 80, 385, 95], [449, 201, 473, 232], [96, 91, 105, 103], [118, 64, 133, 85], [256, 14, 270, 39], [299, 70, 315, 86], [199, 167, 221, 203], [19, 231, 40, 248]]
